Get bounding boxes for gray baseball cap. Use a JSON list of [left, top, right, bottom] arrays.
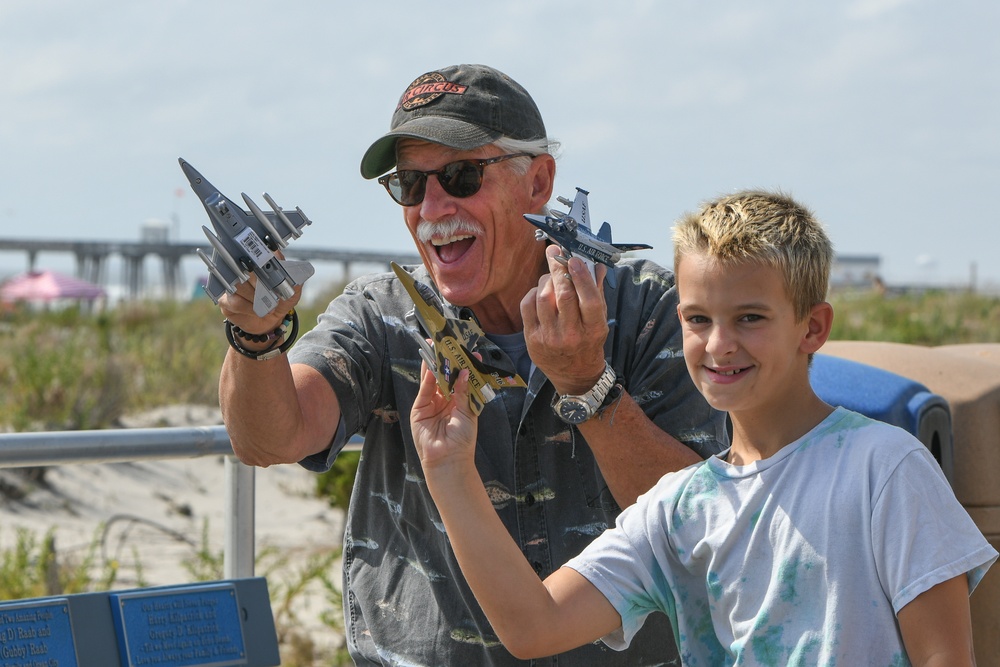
[[360, 64, 547, 179]]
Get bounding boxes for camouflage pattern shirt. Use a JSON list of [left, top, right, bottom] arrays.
[[289, 259, 728, 666]]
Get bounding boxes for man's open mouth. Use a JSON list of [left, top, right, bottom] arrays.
[[431, 234, 476, 263]]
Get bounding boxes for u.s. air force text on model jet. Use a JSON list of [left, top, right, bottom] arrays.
[[179, 158, 316, 317], [391, 262, 526, 416], [523, 187, 652, 289]]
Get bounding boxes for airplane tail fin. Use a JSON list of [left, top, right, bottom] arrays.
[[598, 221, 613, 243], [280, 258, 316, 285]]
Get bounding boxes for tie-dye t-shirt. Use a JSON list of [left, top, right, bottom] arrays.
[[567, 407, 997, 666], [289, 259, 728, 666]]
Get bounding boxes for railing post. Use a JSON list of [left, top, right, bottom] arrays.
[[224, 456, 256, 578]]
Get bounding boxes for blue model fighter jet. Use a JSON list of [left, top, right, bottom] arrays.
[[523, 187, 652, 289], [180, 158, 315, 317], [391, 262, 526, 416]]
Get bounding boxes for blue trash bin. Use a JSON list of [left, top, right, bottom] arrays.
[[810, 353, 953, 483]]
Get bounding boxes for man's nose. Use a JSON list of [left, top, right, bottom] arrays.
[[417, 174, 458, 221]]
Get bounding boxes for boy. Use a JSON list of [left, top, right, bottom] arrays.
[[410, 190, 997, 665]]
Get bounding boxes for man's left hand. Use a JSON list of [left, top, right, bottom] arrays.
[[521, 245, 610, 395]]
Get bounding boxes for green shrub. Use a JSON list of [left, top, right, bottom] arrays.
[[828, 289, 1000, 345], [0, 526, 116, 599]]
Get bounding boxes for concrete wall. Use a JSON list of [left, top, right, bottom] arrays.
[[820, 341, 1000, 664]]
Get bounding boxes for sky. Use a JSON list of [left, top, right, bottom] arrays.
[[2, 0, 998, 294]]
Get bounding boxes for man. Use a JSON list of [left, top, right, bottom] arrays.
[[217, 63, 727, 665]]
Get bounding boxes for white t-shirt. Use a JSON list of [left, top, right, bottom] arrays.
[[566, 407, 997, 666]]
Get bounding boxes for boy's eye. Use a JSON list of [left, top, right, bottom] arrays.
[[740, 314, 764, 323], [685, 314, 709, 325]]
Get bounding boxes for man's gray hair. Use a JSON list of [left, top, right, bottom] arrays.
[[493, 136, 561, 175]]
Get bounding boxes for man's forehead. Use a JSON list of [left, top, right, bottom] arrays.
[[396, 138, 493, 163]]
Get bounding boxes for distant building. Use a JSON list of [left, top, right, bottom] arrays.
[[141, 219, 171, 244], [831, 254, 880, 289]]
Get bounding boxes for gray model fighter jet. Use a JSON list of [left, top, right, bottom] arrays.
[[391, 262, 526, 416], [180, 158, 315, 317], [523, 187, 652, 289]]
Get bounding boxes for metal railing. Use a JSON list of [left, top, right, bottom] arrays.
[[0, 424, 335, 580]]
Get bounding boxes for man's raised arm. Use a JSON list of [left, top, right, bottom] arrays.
[[217, 283, 340, 467]]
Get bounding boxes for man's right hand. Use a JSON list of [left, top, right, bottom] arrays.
[[218, 271, 302, 340], [217, 268, 338, 468]]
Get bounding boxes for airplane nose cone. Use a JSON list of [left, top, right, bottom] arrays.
[[178, 158, 205, 186]]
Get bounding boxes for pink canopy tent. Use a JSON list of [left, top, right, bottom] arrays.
[[0, 270, 106, 303]]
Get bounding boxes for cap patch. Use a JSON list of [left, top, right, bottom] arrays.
[[398, 72, 468, 111]]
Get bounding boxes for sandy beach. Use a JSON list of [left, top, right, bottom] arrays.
[[0, 404, 348, 658]]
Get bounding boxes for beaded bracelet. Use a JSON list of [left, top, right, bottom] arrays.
[[224, 309, 299, 361], [230, 321, 286, 344]]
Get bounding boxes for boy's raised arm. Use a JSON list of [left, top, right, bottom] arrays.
[[411, 366, 622, 659]]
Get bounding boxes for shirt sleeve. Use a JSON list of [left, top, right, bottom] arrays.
[[565, 482, 681, 650], [870, 444, 999, 612], [287, 275, 391, 467]]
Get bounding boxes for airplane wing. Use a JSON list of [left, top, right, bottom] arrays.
[[596, 222, 652, 253], [243, 190, 313, 247], [200, 248, 242, 304], [468, 353, 528, 390], [612, 242, 654, 252]]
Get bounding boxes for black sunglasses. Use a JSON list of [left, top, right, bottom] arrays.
[[378, 153, 532, 206]]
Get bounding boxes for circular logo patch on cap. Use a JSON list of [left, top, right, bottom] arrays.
[[398, 72, 468, 111]]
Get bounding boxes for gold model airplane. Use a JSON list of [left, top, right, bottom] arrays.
[[391, 262, 526, 415]]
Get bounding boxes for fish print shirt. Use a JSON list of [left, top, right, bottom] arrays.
[[567, 407, 998, 666], [289, 259, 727, 666]]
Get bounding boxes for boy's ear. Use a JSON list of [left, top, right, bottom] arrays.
[[800, 301, 834, 355]]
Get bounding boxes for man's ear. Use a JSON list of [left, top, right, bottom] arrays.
[[801, 301, 834, 355], [527, 154, 556, 211]]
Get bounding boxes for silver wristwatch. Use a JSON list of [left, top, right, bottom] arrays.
[[551, 361, 618, 425]]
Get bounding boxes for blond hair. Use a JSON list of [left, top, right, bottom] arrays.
[[673, 190, 833, 320]]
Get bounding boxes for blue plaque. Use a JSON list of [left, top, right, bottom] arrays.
[[0, 598, 78, 666], [110, 583, 247, 667]]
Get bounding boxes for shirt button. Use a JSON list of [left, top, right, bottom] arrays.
[[525, 493, 535, 506], [532, 561, 544, 574]]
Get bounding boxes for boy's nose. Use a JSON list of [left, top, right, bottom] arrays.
[[706, 325, 737, 356]]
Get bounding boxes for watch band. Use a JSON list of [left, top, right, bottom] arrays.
[[551, 361, 618, 425]]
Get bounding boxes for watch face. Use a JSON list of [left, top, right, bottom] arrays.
[[557, 399, 592, 424]]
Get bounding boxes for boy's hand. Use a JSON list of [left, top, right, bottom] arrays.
[[411, 364, 479, 470]]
